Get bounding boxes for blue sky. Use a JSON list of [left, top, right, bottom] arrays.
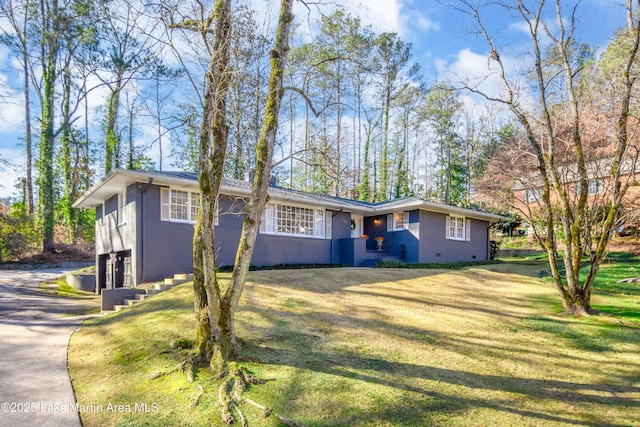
[[0, 0, 630, 199]]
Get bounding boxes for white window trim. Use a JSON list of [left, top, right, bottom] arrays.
[[100, 202, 106, 225], [387, 212, 410, 232], [160, 187, 202, 224], [525, 188, 542, 203], [117, 191, 126, 225], [588, 179, 603, 195], [260, 202, 329, 239], [446, 215, 470, 241], [351, 215, 363, 238]]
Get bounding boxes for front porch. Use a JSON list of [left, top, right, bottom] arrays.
[[339, 237, 406, 267]]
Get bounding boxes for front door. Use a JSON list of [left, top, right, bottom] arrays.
[[351, 215, 363, 238]]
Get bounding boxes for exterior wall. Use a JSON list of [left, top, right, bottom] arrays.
[[215, 197, 339, 267], [339, 238, 369, 266], [514, 176, 640, 216], [418, 211, 490, 263], [363, 210, 420, 262], [140, 185, 194, 282], [98, 186, 344, 283], [249, 209, 342, 266], [95, 185, 138, 289], [92, 179, 497, 283]]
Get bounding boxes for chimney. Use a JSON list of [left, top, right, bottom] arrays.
[[244, 170, 277, 187]]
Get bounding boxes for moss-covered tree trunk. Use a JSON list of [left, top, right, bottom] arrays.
[[181, 0, 294, 379], [187, 0, 232, 370], [214, 0, 294, 366], [38, 0, 60, 253], [104, 74, 123, 173]]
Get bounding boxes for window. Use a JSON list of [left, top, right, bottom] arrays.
[[100, 202, 106, 225], [191, 192, 201, 221], [588, 179, 603, 195], [261, 203, 329, 239], [161, 187, 200, 223], [387, 212, 410, 232], [525, 188, 542, 203], [446, 216, 470, 241], [118, 191, 126, 224], [574, 179, 604, 196]]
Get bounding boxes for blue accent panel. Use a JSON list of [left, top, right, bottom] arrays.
[[339, 238, 369, 266], [332, 211, 352, 264], [362, 210, 419, 261]]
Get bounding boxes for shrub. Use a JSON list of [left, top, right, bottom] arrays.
[[0, 203, 41, 262]]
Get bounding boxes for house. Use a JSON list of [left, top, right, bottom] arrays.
[[512, 160, 640, 235], [73, 169, 505, 292]]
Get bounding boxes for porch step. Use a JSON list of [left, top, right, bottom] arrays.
[[361, 251, 405, 267], [103, 272, 194, 314]]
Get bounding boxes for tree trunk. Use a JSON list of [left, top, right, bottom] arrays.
[[23, 22, 34, 215], [39, 0, 59, 253], [105, 75, 123, 173], [218, 0, 294, 359]]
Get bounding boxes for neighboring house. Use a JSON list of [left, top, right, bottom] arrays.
[[513, 160, 640, 235], [74, 169, 505, 292]]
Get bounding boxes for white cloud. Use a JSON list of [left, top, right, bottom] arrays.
[[344, 0, 402, 34], [433, 46, 538, 126], [415, 15, 440, 32]]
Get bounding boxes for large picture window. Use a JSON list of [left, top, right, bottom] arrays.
[[262, 203, 328, 239], [446, 216, 470, 241]]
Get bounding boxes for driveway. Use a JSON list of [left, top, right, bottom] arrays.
[[0, 268, 98, 427]]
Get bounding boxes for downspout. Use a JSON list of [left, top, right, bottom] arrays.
[[138, 178, 153, 284], [331, 208, 344, 264]]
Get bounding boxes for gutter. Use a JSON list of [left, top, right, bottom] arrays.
[[75, 169, 508, 223]]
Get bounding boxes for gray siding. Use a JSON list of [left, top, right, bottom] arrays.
[[93, 181, 494, 284], [214, 197, 337, 267], [97, 186, 342, 283], [140, 185, 194, 282], [95, 185, 138, 286], [418, 211, 490, 263]]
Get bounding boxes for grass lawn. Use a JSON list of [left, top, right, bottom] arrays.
[[68, 257, 640, 426]]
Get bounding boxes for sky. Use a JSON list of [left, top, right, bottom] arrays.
[[0, 0, 631, 199]]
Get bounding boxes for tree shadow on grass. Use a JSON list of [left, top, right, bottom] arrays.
[[241, 337, 640, 427]]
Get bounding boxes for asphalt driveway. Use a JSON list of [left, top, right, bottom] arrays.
[[0, 268, 97, 427]]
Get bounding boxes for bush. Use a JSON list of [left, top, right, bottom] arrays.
[[489, 240, 500, 260], [0, 203, 41, 262], [376, 260, 501, 269]]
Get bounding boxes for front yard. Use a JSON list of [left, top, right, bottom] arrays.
[[68, 256, 640, 426]]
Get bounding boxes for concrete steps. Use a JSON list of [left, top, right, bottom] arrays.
[[103, 272, 193, 314]]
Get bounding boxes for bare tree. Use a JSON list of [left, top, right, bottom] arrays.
[[164, 0, 297, 423], [0, 0, 34, 213], [458, 0, 640, 315]]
